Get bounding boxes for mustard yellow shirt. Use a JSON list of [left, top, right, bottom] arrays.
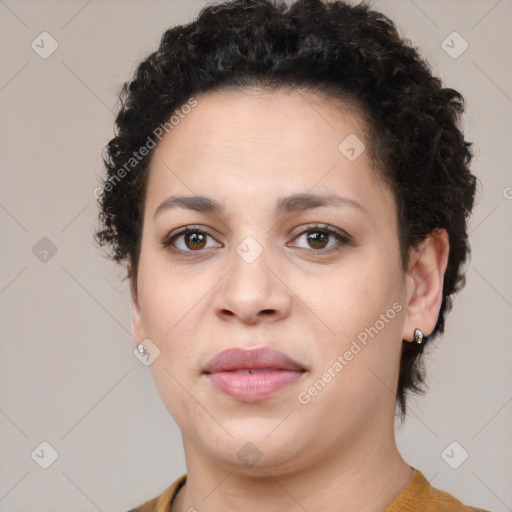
[[127, 469, 491, 512]]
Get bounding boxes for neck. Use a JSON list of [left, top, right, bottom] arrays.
[[172, 423, 414, 512]]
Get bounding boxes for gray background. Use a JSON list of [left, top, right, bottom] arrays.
[[0, 0, 511, 511]]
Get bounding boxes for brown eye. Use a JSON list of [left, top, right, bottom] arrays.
[[183, 231, 207, 250], [306, 231, 330, 250], [162, 226, 220, 254], [290, 225, 351, 254]]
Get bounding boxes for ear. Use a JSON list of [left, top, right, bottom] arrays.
[[129, 264, 146, 345], [402, 229, 450, 342]]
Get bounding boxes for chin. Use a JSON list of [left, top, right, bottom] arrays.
[[199, 422, 308, 472]]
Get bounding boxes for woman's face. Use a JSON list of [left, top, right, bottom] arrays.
[[131, 88, 412, 473]]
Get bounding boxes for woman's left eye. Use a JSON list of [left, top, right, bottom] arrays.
[[289, 225, 351, 254]]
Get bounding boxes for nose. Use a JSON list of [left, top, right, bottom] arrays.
[[213, 247, 293, 325]]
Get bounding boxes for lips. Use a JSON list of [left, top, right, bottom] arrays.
[[204, 347, 305, 374], [203, 347, 306, 401]]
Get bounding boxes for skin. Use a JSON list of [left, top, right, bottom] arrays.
[[130, 88, 449, 512]]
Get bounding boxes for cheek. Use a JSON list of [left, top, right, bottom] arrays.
[[137, 246, 197, 335], [149, 361, 198, 430], [310, 262, 402, 341], [303, 257, 405, 401], [136, 257, 217, 384]]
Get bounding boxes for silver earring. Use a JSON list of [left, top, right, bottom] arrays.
[[414, 329, 424, 345], [137, 343, 147, 354]]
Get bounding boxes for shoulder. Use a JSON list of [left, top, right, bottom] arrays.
[[385, 469, 492, 512], [125, 474, 187, 512], [426, 483, 492, 512]]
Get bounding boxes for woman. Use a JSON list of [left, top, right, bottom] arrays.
[[95, 0, 489, 510]]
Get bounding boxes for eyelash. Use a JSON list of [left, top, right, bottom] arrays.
[[161, 224, 351, 258]]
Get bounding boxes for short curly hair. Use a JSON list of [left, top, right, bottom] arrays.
[[95, 0, 476, 420]]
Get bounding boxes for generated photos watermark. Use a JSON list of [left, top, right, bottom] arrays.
[[93, 97, 198, 200], [297, 301, 403, 405]]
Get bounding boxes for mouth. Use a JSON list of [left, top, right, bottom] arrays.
[[203, 347, 307, 401]]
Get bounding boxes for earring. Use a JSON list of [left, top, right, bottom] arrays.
[[137, 343, 147, 354], [414, 328, 424, 345]]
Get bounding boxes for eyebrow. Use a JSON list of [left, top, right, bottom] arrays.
[[153, 192, 368, 219]]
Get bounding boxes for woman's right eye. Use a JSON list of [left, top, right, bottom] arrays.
[[161, 226, 221, 255]]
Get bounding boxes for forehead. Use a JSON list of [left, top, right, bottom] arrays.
[[145, 88, 392, 218], [157, 87, 369, 152]]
